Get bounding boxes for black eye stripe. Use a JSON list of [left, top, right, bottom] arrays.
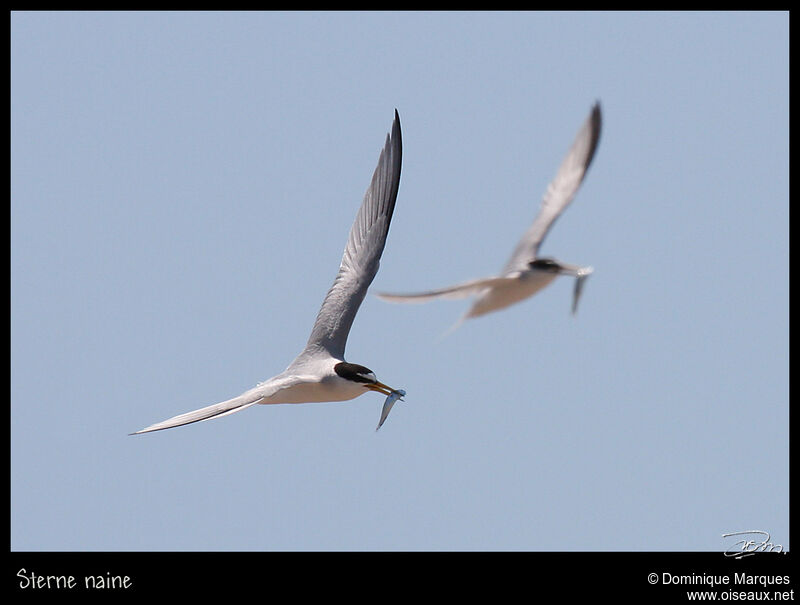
[[334, 362, 376, 383]]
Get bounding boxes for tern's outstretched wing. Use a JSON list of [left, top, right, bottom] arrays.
[[303, 111, 403, 359], [130, 383, 272, 435], [376, 275, 514, 304], [502, 102, 602, 274]]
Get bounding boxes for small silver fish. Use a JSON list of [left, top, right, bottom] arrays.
[[376, 389, 406, 431], [572, 268, 593, 315]]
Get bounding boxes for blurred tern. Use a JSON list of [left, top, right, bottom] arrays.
[[378, 102, 601, 327], [133, 111, 404, 434]]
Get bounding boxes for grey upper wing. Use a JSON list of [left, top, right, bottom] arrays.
[[502, 102, 602, 274], [303, 111, 403, 359]]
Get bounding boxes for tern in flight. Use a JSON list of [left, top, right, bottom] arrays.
[[133, 111, 405, 434], [378, 102, 601, 328]]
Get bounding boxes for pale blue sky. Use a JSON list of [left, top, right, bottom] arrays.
[[11, 11, 788, 551]]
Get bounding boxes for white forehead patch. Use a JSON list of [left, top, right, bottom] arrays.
[[359, 371, 377, 382]]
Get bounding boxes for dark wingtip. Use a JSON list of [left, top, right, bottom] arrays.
[[390, 109, 402, 174], [591, 101, 602, 134], [583, 101, 602, 169], [392, 109, 402, 147]]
